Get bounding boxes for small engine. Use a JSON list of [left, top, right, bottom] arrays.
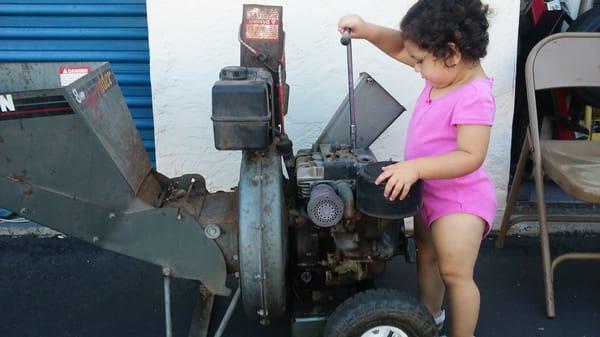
[[210, 2, 424, 330], [291, 141, 422, 315]]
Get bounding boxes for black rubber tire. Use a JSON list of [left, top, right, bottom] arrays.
[[567, 6, 600, 107], [323, 289, 438, 337]]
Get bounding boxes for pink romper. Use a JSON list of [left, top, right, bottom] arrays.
[[404, 79, 497, 236]]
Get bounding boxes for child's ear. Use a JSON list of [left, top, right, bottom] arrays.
[[446, 42, 462, 67]]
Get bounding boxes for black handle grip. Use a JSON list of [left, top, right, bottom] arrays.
[[341, 28, 351, 46]]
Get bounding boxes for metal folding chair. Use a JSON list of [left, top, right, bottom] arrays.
[[495, 32, 600, 318]]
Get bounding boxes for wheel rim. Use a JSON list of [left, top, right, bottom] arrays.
[[360, 325, 409, 337]]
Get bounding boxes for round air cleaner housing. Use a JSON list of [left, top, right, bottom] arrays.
[[356, 161, 422, 219], [307, 184, 344, 228]]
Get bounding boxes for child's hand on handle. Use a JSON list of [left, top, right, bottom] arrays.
[[338, 15, 413, 66], [374, 161, 420, 201], [337, 14, 370, 39]]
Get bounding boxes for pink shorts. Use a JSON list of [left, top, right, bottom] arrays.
[[418, 192, 496, 238]]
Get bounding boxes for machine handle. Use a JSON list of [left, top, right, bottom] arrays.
[[340, 28, 351, 46], [340, 27, 357, 150]]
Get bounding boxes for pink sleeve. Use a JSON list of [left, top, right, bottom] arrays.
[[450, 85, 495, 126]]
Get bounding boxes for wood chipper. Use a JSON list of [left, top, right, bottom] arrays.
[[0, 4, 437, 337]]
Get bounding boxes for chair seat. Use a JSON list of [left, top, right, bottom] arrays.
[[541, 140, 600, 203]]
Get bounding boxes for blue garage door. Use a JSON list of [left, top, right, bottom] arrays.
[[0, 0, 155, 164]]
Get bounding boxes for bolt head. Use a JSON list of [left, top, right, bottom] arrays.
[[300, 271, 312, 283], [204, 224, 221, 239]]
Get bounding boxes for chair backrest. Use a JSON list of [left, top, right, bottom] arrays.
[[525, 33, 600, 161], [526, 32, 600, 91]]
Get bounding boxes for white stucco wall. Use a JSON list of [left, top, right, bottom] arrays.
[[147, 0, 519, 228]]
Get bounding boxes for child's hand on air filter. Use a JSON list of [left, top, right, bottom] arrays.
[[375, 161, 420, 201]]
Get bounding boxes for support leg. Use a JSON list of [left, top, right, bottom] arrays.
[[164, 268, 173, 337], [496, 136, 530, 248], [532, 158, 555, 317], [214, 286, 241, 337]]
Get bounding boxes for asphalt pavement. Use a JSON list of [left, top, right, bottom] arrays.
[[1, 233, 599, 337]]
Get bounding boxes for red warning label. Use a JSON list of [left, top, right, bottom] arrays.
[[245, 7, 279, 40], [59, 66, 91, 86]]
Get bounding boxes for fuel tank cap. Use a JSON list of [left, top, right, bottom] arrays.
[[219, 66, 248, 80]]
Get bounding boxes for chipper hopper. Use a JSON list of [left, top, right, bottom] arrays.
[[0, 5, 437, 337]]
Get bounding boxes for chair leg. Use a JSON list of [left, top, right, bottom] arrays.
[[496, 137, 530, 248], [532, 159, 556, 318]]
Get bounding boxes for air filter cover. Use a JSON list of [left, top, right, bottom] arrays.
[[356, 161, 421, 219]]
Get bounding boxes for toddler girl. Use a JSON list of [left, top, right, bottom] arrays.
[[339, 1, 496, 336]]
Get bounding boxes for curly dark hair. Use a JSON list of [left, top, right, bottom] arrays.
[[400, 0, 490, 64]]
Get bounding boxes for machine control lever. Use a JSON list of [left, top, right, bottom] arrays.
[[341, 28, 357, 151]]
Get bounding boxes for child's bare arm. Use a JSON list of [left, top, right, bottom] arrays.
[[363, 23, 415, 67], [338, 15, 414, 67]]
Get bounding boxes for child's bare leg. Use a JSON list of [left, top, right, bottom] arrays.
[[414, 216, 445, 317], [431, 213, 485, 337]]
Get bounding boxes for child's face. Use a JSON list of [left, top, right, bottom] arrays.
[[405, 40, 461, 89]]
